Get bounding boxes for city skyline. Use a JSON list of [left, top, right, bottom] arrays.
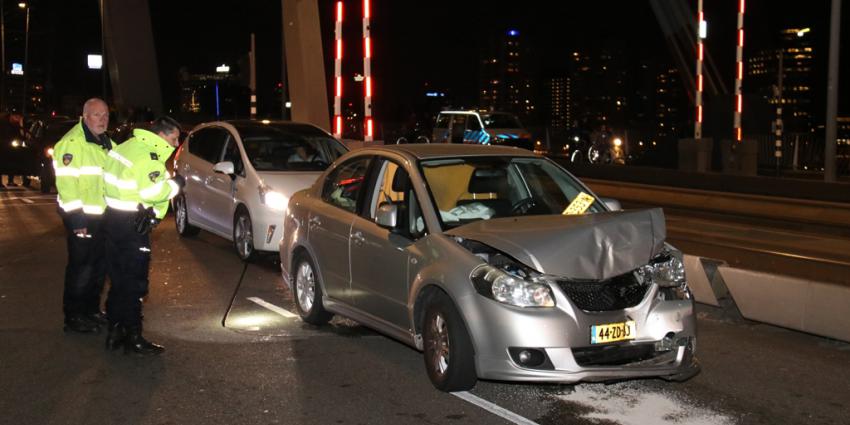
[[4, 1, 847, 136]]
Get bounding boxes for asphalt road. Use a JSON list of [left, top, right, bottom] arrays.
[[1, 186, 849, 425]]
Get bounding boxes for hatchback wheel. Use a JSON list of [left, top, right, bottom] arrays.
[[422, 292, 477, 392], [293, 255, 333, 325], [174, 195, 200, 236], [233, 209, 255, 261]]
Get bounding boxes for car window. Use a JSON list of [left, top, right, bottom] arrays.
[[435, 114, 450, 129], [451, 114, 467, 128], [466, 116, 483, 131], [482, 113, 523, 129], [322, 156, 371, 213], [238, 126, 346, 172], [368, 159, 427, 239], [188, 127, 228, 164], [420, 156, 604, 230], [222, 137, 245, 177]]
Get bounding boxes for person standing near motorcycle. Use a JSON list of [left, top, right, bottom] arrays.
[[588, 124, 613, 164]]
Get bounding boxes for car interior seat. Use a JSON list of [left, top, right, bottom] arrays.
[[457, 168, 512, 216]]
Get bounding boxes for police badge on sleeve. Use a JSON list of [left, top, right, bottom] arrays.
[[62, 153, 73, 165], [148, 171, 160, 183]]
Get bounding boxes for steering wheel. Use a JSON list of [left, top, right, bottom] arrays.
[[511, 197, 535, 215]]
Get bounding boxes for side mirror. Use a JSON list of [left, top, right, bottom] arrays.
[[375, 203, 398, 229], [213, 161, 235, 175], [601, 197, 622, 211]]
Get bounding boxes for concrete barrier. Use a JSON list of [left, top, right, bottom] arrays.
[[684, 254, 720, 307], [718, 266, 850, 342]]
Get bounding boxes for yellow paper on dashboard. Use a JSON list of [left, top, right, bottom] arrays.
[[562, 192, 595, 215]]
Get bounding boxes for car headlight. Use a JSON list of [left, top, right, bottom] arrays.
[[259, 185, 288, 211], [640, 250, 690, 300], [471, 264, 555, 308]]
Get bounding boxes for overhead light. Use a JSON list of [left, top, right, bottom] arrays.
[[216, 64, 230, 73], [87, 54, 103, 70]]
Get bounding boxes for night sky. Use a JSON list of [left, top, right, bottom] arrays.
[[22, 1, 850, 122]]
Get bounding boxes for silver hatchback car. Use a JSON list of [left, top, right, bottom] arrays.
[[280, 144, 698, 391]]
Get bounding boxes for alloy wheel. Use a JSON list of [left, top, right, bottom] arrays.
[[176, 197, 187, 233], [296, 261, 315, 313], [427, 312, 450, 375], [234, 213, 253, 259]]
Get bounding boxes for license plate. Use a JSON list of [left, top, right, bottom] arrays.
[[590, 320, 636, 344]]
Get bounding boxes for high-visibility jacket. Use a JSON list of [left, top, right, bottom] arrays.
[[103, 128, 180, 219], [53, 120, 116, 218]]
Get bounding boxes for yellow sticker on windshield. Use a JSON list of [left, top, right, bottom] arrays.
[[563, 192, 595, 215]]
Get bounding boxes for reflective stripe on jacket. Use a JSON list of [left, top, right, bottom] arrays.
[[52, 120, 115, 215], [103, 128, 179, 219]]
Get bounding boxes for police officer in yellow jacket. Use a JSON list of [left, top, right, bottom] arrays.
[[102, 116, 181, 355], [53, 98, 115, 333]]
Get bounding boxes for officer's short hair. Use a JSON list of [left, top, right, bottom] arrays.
[[150, 116, 182, 135]]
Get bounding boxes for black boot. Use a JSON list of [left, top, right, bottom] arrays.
[[64, 316, 101, 334], [87, 311, 108, 326], [105, 323, 126, 351], [123, 325, 164, 356]]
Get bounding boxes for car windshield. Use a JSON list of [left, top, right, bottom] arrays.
[[419, 156, 605, 230], [482, 113, 523, 129], [239, 126, 347, 172]]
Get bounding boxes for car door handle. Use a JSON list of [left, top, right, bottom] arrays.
[[308, 216, 321, 229], [351, 231, 365, 246]]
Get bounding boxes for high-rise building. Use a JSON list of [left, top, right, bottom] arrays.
[[568, 50, 629, 131], [544, 77, 571, 129], [654, 67, 686, 140], [748, 27, 816, 134], [479, 29, 536, 122]]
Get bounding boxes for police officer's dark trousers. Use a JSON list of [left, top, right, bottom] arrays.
[[103, 207, 150, 328], [61, 212, 106, 321]]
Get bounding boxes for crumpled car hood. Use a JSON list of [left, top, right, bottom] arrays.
[[448, 208, 666, 281]]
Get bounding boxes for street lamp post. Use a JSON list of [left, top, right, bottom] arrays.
[[19, 1, 27, 117], [1, 0, 5, 112]]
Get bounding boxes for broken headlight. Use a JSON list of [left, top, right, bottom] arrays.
[[458, 237, 555, 308], [640, 250, 690, 300]]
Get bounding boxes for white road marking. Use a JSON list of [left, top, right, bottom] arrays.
[[452, 391, 539, 425], [556, 383, 734, 425], [19, 197, 34, 204], [246, 297, 298, 318]]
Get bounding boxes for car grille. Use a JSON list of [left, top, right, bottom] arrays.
[[554, 272, 649, 312], [572, 343, 672, 367]]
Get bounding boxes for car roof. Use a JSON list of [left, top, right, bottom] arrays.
[[195, 120, 332, 137], [366, 144, 538, 160]]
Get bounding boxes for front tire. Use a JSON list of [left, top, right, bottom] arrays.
[[233, 208, 256, 261], [292, 255, 333, 325], [174, 195, 200, 237], [422, 292, 477, 392]]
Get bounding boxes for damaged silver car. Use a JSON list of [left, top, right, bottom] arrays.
[[279, 144, 698, 391]]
